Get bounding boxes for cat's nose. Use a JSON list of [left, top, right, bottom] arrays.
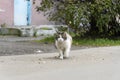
[[58, 38, 63, 42]]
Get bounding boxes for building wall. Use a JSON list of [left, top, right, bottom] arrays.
[[0, 0, 53, 26], [0, 0, 14, 26], [31, 0, 53, 25]]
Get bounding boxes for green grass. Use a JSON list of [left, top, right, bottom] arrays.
[[36, 36, 54, 43], [36, 36, 120, 47], [40, 27, 53, 30], [73, 38, 120, 46]]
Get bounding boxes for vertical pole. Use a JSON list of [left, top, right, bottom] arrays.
[[27, 0, 31, 25]]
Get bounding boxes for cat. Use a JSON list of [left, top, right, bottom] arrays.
[[55, 31, 72, 59]]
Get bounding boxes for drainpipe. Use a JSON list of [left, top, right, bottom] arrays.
[[26, 0, 31, 26]]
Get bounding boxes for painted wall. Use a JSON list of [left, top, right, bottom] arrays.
[[0, 0, 14, 26], [0, 0, 53, 26], [31, 0, 54, 25]]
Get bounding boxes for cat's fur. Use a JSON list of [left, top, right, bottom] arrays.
[[55, 31, 72, 59]]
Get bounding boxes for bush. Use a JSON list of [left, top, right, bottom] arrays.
[[36, 0, 120, 37]]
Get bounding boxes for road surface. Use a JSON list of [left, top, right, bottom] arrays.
[[0, 46, 120, 80]]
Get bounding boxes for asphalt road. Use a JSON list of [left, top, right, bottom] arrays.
[[0, 46, 120, 80]]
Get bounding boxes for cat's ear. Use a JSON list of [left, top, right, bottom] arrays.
[[63, 32, 67, 36]]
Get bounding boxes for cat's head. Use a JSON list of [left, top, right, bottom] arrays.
[[54, 31, 67, 42]]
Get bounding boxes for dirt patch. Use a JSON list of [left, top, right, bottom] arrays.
[[0, 41, 89, 56]]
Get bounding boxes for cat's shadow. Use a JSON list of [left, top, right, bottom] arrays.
[[41, 56, 73, 61]]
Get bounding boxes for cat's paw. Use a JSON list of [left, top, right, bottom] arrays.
[[54, 56, 63, 60], [63, 56, 69, 59], [59, 56, 63, 60]]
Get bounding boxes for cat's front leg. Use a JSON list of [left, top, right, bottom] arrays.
[[58, 50, 63, 60], [63, 48, 70, 58]]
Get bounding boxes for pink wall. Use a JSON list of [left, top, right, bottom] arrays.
[[31, 0, 54, 25], [0, 0, 53, 26], [0, 0, 14, 26]]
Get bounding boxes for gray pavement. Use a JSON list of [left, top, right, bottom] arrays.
[[0, 36, 51, 56], [0, 46, 120, 80], [0, 36, 87, 56]]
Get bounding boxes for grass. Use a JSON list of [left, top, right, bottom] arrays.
[[36, 36, 54, 43], [40, 27, 53, 30], [73, 38, 120, 46], [36, 36, 120, 47]]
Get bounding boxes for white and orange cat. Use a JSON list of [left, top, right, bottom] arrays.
[[55, 31, 72, 59]]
